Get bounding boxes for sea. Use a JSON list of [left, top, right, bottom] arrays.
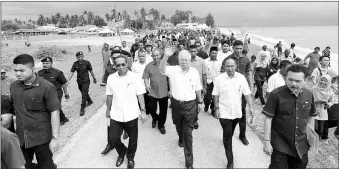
[[219, 25, 338, 72]]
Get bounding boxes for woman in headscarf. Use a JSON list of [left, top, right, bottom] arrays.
[[267, 57, 280, 80], [311, 74, 334, 143], [253, 51, 269, 106]]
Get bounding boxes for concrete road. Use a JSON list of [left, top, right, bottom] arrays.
[[55, 104, 270, 168]]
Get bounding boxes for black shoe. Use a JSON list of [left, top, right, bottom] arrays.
[[204, 106, 208, 112], [187, 166, 194, 169], [127, 160, 135, 169], [211, 111, 216, 118], [152, 120, 157, 128], [116, 154, 125, 167], [87, 101, 93, 107], [101, 144, 114, 155], [239, 137, 249, 145], [80, 109, 85, 116], [194, 122, 199, 129], [123, 131, 129, 140], [226, 162, 234, 169], [159, 127, 166, 134], [178, 140, 183, 147], [61, 118, 69, 125]]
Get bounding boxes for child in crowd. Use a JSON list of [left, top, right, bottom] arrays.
[[312, 74, 334, 143]]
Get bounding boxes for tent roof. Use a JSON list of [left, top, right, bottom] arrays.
[[98, 29, 114, 33], [121, 28, 134, 33]]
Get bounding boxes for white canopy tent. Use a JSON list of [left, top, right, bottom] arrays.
[[98, 29, 114, 36]]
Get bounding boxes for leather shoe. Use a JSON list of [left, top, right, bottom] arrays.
[[87, 101, 93, 107], [123, 131, 129, 140], [116, 153, 125, 167], [80, 109, 85, 116], [239, 137, 249, 145], [178, 140, 183, 147], [61, 118, 69, 125], [187, 166, 194, 169], [127, 160, 135, 169], [204, 106, 208, 112], [226, 162, 234, 169], [194, 122, 199, 129], [159, 127, 166, 134], [152, 120, 157, 128], [101, 144, 114, 155]]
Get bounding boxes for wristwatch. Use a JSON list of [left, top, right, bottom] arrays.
[[140, 108, 146, 112], [198, 101, 203, 104]]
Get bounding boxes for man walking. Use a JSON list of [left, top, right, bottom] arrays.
[[304, 47, 321, 76], [160, 49, 203, 169], [213, 58, 254, 169], [263, 64, 316, 169], [143, 49, 169, 134], [68, 51, 97, 116], [38, 57, 70, 125], [10, 54, 60, 169], [220, 40, 253, 146], [106, 55, 148, 169], [101, 43, 111, 86]]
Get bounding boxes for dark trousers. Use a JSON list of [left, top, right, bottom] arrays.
[[109, 118, 138, 160], [238, 95, 247, 138], [220, 118, 240, 164], [269, 150, 308, 169], [171, 98, 197, 167], [101, 64, 107, 83], [77, 81, 92, 109], [254, 80, 265, 105], [21, 143, 56, 169], [57, 90, 67, 122], [203, 82, 215, 112], [147, 96, 168, 128]]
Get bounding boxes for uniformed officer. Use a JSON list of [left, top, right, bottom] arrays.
[[68, 51, 97, 116], [38, 57, 70, 125], [10, 54, 60, 169]]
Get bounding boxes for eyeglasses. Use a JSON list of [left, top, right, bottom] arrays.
[[116, 63, 126, 67]]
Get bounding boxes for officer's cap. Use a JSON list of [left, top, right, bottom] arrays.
[[41, 56, 53, 63]]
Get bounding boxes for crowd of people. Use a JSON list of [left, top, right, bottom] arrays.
[[1, 27, 339, 169]]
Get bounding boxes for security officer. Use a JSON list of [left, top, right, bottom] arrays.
[[68, 51, 97, 116], [38, 57, 70, 125]]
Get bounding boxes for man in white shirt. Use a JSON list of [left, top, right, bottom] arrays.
[[106, 55, 148, 169], [266, 60, 292, 97], [134, 41, 145, 62], [144, 42, 154, 64], [160, 49, 203, 169], [217, 41, 233, 62], [204, 46, 222, 117], [121, 41, 130, 52], [258, 45, 271, 62], [212, 57, 254, 169]]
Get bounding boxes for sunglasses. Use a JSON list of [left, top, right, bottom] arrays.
[[116, 63, 126, 67]]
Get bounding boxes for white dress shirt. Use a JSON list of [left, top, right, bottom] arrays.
[[163, 66, 202, 101], [131, 61, 148, 89], [106, 71, 146, 122], [258, 50, 271, 62], [204, 58, 222, 84], [134, 50, 153, 64], [212, 72, 251, 119], [217, 51, 232, 62], [267, 72, 285, 93]]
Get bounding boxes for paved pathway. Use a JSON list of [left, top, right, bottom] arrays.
[[56, 104, 270, 168]]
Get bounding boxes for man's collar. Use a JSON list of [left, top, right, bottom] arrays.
[[286, 86, 303, 96], [18, 73, 40, 87]]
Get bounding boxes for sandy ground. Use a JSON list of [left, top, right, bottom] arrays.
[[55, 104, 270, 168]]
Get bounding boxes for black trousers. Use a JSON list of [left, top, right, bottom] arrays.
[[21, 143, 56, 169], [254, 80, 265, 105], [109, 118, 138, 160], [203, 82, 215, 112], [269, 150, 308, 169], [57, 89, 67, 122], [220, 118, 240, 164], [147, 96, 168, 128], [77, 81, 92, 109], [171, 98, 197, 167], [238, 95, 247, 138]]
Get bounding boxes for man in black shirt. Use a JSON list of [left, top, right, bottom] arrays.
[[68, 51, 97, 116], [262, 64, 316, 169]]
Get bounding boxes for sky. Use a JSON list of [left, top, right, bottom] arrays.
[[1, 1, 338, 27]]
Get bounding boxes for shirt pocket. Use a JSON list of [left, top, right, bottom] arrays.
[[26, 97, 45, 111]]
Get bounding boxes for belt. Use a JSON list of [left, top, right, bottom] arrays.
[[173, 98, 195, 104]]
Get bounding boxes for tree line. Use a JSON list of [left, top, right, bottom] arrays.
[[1, 7, 215, 32]]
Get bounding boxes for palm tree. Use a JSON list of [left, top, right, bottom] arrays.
[[55, 13, 61, 25], [65, 14, 70, 27], [87, 11, 95, 25], [78, 15, 85, 26], [104, 13, 110, 22], [140, 7, 147, 29], [37, 14, 45, 26], [111, 9, 116, 22], [160, 14, 166, 26], [83, 10, 88, 25]]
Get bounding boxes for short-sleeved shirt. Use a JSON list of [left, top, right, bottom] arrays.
[[38, 67, 68, 90], [163, 66, 202, 101], [306, 52, 321, 74], [212, 72, 251, 119], [1, 95, 15, 133], [262, 86, 317, 158], [102, 49, 111, 65], [1, 76, 16, 95], [217, 51, 232, 62], [10, 76, 61, 148], [205, 58, 222, 84], [142, 62, 168, 99], [1, 127, 26, 169], [190, 56, 207, 86], [267, 72, 285, 93], [70, 60, 93, 83], [221, 53, 251, 77], [106, 71, 146, 122]]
